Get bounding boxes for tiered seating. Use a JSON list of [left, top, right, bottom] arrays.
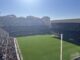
[[0, 28, 18, 60]]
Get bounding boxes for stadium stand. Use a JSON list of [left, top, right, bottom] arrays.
[[0, 28, 18, 60], [51, 19, 80, 45]]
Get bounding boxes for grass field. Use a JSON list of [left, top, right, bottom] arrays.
[[17, 35, 80, 60]]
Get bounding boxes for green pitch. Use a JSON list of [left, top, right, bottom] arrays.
[[17, 35, 80, 60]]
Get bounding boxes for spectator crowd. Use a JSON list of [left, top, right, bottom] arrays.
[[0, 28, 18, 60]]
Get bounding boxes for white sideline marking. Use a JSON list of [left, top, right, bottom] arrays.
[[14, 38, 23, 60], [60, 34, 63, 60]]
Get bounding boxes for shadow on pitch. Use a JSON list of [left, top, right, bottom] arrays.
[[53, 36, 80, 46]]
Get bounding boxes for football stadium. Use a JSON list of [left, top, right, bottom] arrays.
[[0, 0, 80, 60], [0, 15, 80, 60]]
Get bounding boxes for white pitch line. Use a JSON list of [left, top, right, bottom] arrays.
[[14, 38, 20, 60], [14, 38, 23, 60], [60, 34, 63, 60]]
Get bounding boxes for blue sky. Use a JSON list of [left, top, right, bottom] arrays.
[[0, 0, 80, 19]]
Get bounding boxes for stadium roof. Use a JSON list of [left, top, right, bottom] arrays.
[[51, 18, 80, 23]]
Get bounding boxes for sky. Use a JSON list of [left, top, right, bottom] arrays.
[[0, 0, 80, 20]]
